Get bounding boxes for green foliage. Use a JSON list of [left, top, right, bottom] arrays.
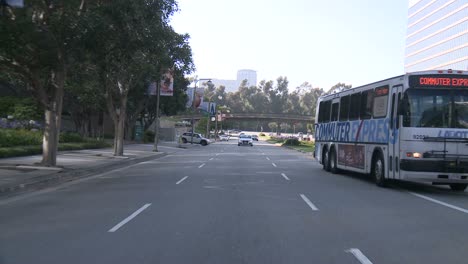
[[0, 97, 42, 120], [59, 132, 83, 143], [268, 122, 278, 130], [0, 145, 43, 158], [0, 140, 111, 158], [283, 138, 300, 146], [259, 133, 266, 136], [0, 129, 42, 147], [144, 130, 155, 143], [280, 122, 291, 132], [0, 129, 92, 148], [267, 137, 285, 144], [0, 97, 18, 117]]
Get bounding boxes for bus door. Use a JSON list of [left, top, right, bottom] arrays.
[[389, 85, 403, 179]]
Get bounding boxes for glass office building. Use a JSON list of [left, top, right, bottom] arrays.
[[405, 0, 467, 72]]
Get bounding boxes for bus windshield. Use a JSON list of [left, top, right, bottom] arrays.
[[402, 88, 468, 128]]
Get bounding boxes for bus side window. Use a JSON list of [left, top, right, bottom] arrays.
[[360, 90, 374, 119], [339, 95, 350, 121], [319, 100, 332, 123], [331, 102, 339, 121], [349, 93, 360, 120]]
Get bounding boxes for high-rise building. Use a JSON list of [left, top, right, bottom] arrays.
[[236, 69, 257, 87], [404, 0, 467, 72], [211, 69, 257, 93]]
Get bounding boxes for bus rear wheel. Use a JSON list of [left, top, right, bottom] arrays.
[[330, 149, 339, 174], [449, 183, 467, 192], [372, 153, 386, 187], [323, 149, 330, 172]]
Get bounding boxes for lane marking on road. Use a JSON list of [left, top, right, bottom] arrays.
[[209, 157, 214, 161], [176, 176, 189, 185], [198, 163, 206, 168], [272, 163, 277, 167], [408, 192, 468, 214], [281, 173, 290, 181], [345, 248, 373, 264], [300, 194, 318, 211], [266, 157, 270, 161], [216, 153, 220, 156], [108, 203, 151, 233]]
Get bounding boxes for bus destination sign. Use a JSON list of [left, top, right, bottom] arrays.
[[409, 74, 468, 88]]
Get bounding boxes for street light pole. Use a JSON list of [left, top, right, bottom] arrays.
[[152, 80, 161, 152], [191, 77, 212, 144]]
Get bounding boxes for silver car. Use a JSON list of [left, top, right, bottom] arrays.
[[238, 134, 253, 146]]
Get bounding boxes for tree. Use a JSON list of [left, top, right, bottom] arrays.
[[328, 82, 352, 94], [280, 122, 291, 133], [0, 1, 86, 166], [82, 0, 193, 156], [268, 122, 278, 132]]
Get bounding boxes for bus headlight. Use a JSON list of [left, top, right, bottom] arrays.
[[406, 152, 422, 158]]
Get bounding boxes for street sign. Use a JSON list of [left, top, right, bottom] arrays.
[[209, 103, 216, 117]]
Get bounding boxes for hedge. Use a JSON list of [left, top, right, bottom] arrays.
[[0, 140, 111, 158], [0, 129, 42, 147]]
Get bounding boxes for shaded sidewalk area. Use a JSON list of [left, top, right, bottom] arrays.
[[0, 142, 198, 198]]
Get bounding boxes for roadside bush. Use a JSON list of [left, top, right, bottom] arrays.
[[144, 130, 155, 143], [259, 132, 266, 136], [59, 132, 83, 143], [0, 129, 42, 147], [0, 145, 43, 158], [283, 138, 300, 146]]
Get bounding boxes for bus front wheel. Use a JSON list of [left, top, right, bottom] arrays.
[[449, 183, 467, 192], [372, 153, 386, 187]]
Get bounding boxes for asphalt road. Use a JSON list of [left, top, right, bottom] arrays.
[[1, 140, 467, 264]]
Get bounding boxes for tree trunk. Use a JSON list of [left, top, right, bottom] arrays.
[[40, 68, 65, 167], [115, 113, 125, 156], [42, 109, 58, 166]]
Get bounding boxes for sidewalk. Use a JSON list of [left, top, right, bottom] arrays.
[[0, 141, 199, 198]]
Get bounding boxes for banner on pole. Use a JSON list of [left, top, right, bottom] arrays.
[[160, 68, 174, 96]]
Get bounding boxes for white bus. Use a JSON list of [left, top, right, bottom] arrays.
[[314, 70, 468, 191]]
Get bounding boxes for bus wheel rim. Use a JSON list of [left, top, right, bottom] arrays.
[[375, 159, 383, 180]]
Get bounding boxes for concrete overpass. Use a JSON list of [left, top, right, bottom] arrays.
[[176, 113, 315, 123]]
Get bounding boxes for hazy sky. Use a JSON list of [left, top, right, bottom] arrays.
[[170, 0, 409, 90]]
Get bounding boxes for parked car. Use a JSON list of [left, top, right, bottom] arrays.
[[180, 132, 210, 146], [251, 135, 258, 141], [219, 134, 230, 141], [238, 134, 253, 146]]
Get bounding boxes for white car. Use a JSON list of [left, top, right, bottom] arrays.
[[238, 134, 253, 146], [180, 132, 210, 146], [219, 134, 230, 141]]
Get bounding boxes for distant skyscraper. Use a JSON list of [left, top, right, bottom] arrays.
[[404, 0, 467, 72], [211, 69, 257, 93], [236, 69, 257, 87]]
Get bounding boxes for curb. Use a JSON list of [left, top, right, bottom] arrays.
[[0, 152, 167, 199]]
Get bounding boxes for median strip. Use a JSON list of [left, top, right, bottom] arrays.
[[108, 203, 151, 232]]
